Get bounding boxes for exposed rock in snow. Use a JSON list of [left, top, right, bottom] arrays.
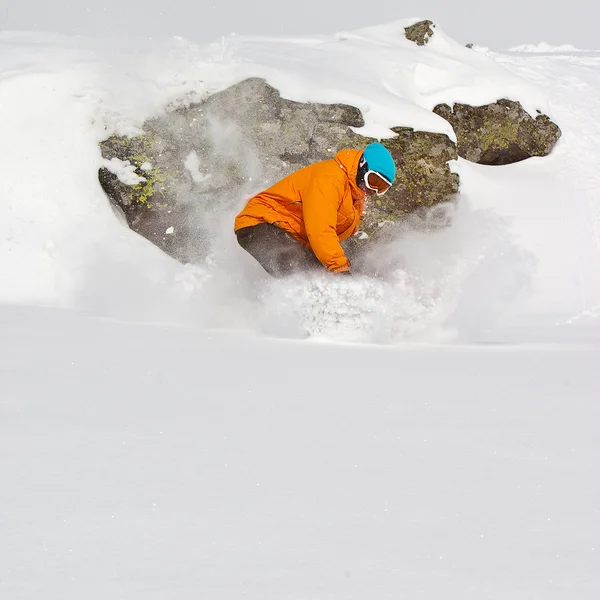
[[98, 77, 458, 263], [433, 99, 561, 164], [404, 20, 436, 46]]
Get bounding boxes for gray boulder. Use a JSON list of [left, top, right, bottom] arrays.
[[433, 99, 561, 165], [98, 78, 459, 263]]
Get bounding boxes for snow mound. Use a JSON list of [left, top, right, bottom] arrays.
[[508, 42, 589, 53]]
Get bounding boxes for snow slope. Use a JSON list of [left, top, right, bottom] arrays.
[[1, 19, 600, 600], [1, 22, 599, 339], [2, 305, 600, 600]]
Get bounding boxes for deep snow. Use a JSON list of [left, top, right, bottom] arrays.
[[2, 305, 600, 600], [1, 19, 599, 600]]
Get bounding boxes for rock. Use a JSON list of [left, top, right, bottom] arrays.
[[404, 20, 435, 46], [98, 78, 458, 263], [355, 127, 458, 240], [433, 99, 561, 165]]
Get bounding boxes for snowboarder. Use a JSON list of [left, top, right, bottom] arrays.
[[234, 142, 395, 276]]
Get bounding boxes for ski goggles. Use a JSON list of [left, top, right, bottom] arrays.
[[364, 170, 392, 196]]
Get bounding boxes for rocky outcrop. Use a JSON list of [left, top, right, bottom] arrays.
[[404, 20, 435, 46], [360, 127, 458, 235], [99, 78, 459, 263], [433, 99, 561, 165]]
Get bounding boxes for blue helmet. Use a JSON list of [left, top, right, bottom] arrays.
[[362, 142, 396, 184]]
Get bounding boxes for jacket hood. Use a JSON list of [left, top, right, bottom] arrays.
[[334, 149, 364, 200]]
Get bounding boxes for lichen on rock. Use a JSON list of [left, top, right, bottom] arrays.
[[99, 134, 174, 209]]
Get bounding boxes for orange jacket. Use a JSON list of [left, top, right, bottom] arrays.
[[234, 149, 365, 272]]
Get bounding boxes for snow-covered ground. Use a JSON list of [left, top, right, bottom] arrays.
[[1, 19, 599, 599]]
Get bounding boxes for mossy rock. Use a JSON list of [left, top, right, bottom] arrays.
[[330, 127, 459, 247], [98, 78, 459, 263], [98, 135, 174, 209], [404, 20, 436, 46], [433, 99, 561, 165]]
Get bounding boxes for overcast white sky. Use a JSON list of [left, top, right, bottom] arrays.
[[1, 0, 598, 49]]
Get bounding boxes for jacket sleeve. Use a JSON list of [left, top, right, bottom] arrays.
[[302, 175, 351, 273]]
